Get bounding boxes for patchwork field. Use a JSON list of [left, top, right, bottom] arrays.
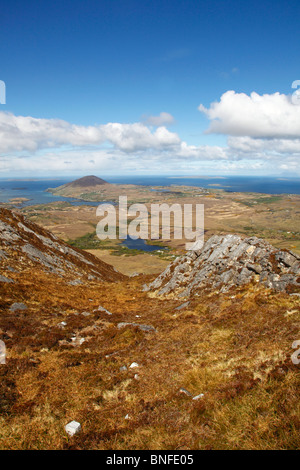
[[18, 184, 300, 276]]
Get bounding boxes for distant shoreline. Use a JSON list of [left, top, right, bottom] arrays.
[[168, 176, 227, 179]]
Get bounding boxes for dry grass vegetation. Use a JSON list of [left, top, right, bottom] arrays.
[[1, 184, 300, 450], [0, 266, 299, 449]]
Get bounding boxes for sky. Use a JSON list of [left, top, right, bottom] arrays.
[[0, 0, 300, 177]]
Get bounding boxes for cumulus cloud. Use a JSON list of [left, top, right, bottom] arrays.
[[199, 91, 300, 138], [1, 92, 300, 176], [144, 112, 175, 127], [99, 122, 180, 151], [0, 112, 180, 154], [228, 136, 300, 155]]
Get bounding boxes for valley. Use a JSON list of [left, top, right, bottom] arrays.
[[0, 207, 299, 450]]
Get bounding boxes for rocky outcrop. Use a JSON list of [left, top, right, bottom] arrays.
[[0, 208, 124, 283], [144, 234, 300, 297]]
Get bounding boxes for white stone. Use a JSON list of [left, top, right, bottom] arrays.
[[192, 394, 204, 400], [98, 306, 112, 315], [129, 362, 139, 369], [65, 421, 81, 436], [0, 340, 6, 364], [179, 388, 192, 397]]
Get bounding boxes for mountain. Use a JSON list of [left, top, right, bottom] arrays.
[[145, 234, 300, 297], [63, 175, 108, 188], [47, 175, 109, 200]]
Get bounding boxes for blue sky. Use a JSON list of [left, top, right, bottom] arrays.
[[1, 0, 300, 177]]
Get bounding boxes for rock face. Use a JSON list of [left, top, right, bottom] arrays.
[[0, 208, 124, 283], [145, 234, 300, 297]]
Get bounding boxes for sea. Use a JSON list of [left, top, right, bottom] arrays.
[[0, 175, 299, 208], [1, 175, 299, 252]]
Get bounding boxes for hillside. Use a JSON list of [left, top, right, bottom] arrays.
[[0, 208, 299, 450], [63, 175, 108, 188], [0, 207, 123, 283], [47, 175, 109, 200]]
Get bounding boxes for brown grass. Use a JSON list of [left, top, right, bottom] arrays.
[[0, 266, 299, 449]]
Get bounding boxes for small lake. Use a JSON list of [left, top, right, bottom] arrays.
[[121, 237, 167, 252]]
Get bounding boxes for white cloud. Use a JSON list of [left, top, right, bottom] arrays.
[[199, 91, 300, 138], [100, 122, 180, 151], [0, 112, 180, 154], [228, 136, 300, 155], [1, 92, 300, 176], [176, 142, 228, 160], [144, 112, 175, 127]]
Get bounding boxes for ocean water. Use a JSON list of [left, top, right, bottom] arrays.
[[0, 175, 299, 209], [0, 179, 99, 207], [106, 175, 300, 194], [1, 175, 298, 252]]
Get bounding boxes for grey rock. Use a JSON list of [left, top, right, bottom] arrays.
[[0, 275, 14, 283], [81, 311, 91, 317], [179, 388, 193, 397], [145, 235, 300, 296], [175, 301, 190, 311], [21, 244, 65, 274], [129, 362, 139, 369], [246, 263, 262, 274], [193, 393, 204, 400], [0, 221, 21, 242], [117, 322, 156, 332], [65, 421, 81, 436], [7, 266, 18, 272], [98, 306, 113, 315], [68, 279, 83, 286], [0, 340, 6, 364], [10, 302, 27, 311], [275, 251, 299, 268]]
